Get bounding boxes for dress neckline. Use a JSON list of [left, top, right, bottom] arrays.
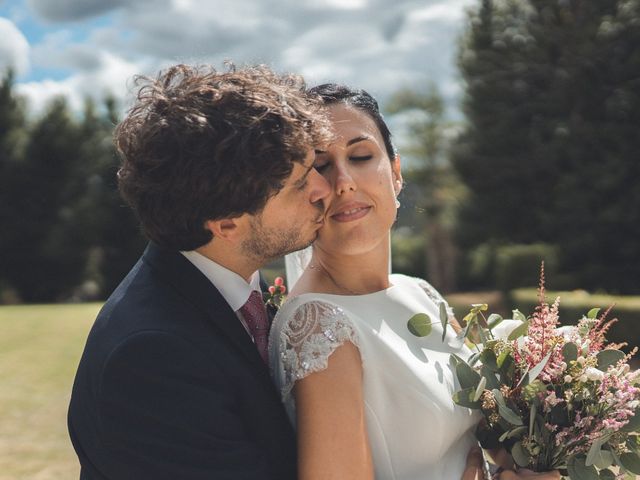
[[290, 274, 400, 300]]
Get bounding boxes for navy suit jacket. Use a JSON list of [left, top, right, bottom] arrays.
[[68, 243, 297, 479]]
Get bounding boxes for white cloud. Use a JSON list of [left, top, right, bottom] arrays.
[[16, 50, 142, 115], [16, 0, 480, 123], [0, 17, 30, 75]]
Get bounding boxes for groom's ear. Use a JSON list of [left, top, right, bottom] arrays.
[[204, 217, 244, 242]]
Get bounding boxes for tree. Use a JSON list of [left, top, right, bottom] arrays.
[[71, 96, 146, 298], [387, 86, 464, 292], [6, 97, 88, 301], [0, 69, 28, 299], [453, 0, 640, 293]]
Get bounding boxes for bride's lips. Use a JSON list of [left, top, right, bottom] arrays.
[[330, 202, 372, 223]]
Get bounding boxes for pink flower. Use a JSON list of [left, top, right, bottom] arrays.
[[274, 277, 284, 287]]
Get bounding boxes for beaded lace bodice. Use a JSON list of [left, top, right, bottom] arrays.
[[268, 274, 481, 480]]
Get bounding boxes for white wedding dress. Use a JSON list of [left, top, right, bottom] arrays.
[[269, 273, 485, 480]]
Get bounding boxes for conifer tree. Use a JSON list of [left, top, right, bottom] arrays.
[[453, 0, 640, 292]]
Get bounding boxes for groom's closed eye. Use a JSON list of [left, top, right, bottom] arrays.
[[313, 150, 329, 173], [294, 165, 314, 190]]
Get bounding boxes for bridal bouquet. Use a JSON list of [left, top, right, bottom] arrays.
[[410, 269, 640, 479]]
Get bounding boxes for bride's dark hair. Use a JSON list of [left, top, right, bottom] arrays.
[[307, 83, 396, 160]]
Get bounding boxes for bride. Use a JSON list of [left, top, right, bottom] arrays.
[[269, 84, 560, 480]]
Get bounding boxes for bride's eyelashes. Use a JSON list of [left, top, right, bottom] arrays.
[[350, 155, 373, 161], [314, 153, 373, 171]]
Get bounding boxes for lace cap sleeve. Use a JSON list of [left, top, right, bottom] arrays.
[[272, 300, 359, 402], [414, 277, 455, 318]]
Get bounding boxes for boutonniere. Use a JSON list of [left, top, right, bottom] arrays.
[[264, 276, 286, 310]]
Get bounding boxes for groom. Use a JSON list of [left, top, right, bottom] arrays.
[[68, 64, 332, 479]]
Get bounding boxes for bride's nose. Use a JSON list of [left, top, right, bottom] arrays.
[[334, 164, 357, 195]]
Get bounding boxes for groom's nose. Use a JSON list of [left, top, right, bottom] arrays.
[[308, 168, 331, 206]]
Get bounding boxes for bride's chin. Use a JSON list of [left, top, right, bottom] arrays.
[[317, 233, 385, 258]]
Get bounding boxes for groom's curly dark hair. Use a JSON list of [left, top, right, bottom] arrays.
[[115, 63, 332, 251]]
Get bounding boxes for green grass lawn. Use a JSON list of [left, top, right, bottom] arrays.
[[0, 303, 99, 480], [0, 299, 636, 479]]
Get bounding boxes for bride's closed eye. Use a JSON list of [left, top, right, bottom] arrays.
[[350, 155, 373, 161]]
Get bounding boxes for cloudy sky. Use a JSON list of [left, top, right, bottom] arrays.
[[0, 0, 476, 119]]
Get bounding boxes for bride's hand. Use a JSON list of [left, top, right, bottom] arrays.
[[485, 448, 560, 480], [496, 468, 561, 480], [461, 446, 484, 480]]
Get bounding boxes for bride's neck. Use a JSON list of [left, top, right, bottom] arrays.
[[311, 243, 390, 295]]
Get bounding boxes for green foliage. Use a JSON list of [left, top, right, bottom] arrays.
[[495, 243, 558, 292], [386, 86, 463, 292], [453, 0, 640, 293], [407, 313, 433, 337], [391, 233, 426, 278], [0, 71, 145, 303]]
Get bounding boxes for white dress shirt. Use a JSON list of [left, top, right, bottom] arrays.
[[180, 250, 261, 339]]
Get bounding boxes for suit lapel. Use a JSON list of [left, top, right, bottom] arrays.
[[142, 243, 275, 390]]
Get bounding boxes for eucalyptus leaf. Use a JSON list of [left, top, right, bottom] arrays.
[[456, 361, 481, 389], [593, 450, 614, 470], [408, 313, 432, 337], [507, 320, 530, 341], [529, 403, 536, 436], [463, 312, 477, 325], [468, 352, 481, 367], [626, 434, 640, 452], [488, 313, 503, 329], [528, 350, 553, 384], [473, 376, 487, 402], [497, 349, 512, 368], [515, 365, 530, 389], [497, 351, 515, 385], [480, 349, 498, 371], [621, 410, 640, 433], [492, 389, 523, 426], [512, 309, 527, 322], [587, 308, 601, 319], [450, 353, 466, 366], [452, 387, 481, 409], [510, 441, 530, 467], [598, 469, 616, 480], [596, 349, 626, 371], [562, 342, 579, 364], [472, 303, 488, 311], [567, 456, 600, 480], [585, 433, 614, 468], [480, 366, 500, 389], [507, 426, 527, 439], [439, 302, 449, 341], [619, 452, 640, 474]]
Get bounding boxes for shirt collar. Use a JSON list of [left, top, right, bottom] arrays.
[[180, 250, 261, 312]]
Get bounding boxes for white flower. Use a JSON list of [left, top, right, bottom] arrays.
[[585, 367, 604, 382], [564, 375, 573, 383]]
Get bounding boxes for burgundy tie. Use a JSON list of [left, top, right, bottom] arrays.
[[239, 290, 269, 364]]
